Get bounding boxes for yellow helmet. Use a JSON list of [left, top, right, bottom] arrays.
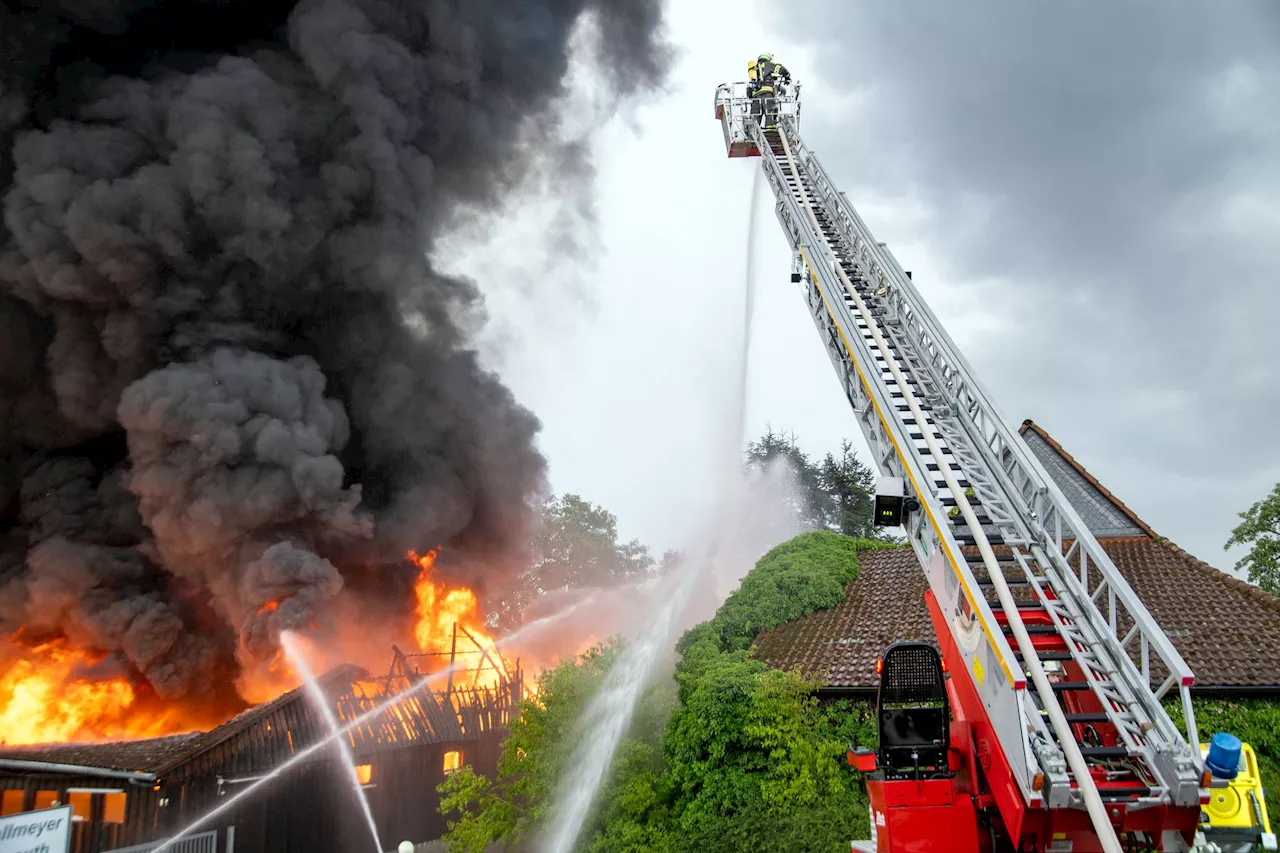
[[758, 52, 774, 63]]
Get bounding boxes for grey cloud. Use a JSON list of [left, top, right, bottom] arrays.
[[767, 1, 1280, 560]]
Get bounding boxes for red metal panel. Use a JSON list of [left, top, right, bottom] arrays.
[[926, 590, 1028, 841], [867, 777, 982, 853]]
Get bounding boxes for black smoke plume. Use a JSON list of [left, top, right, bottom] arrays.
[[0, 0, 667, 713]]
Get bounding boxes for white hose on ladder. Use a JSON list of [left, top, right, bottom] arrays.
[[773, 126, 1123, 853]]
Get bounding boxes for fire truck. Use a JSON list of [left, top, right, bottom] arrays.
[[713, 77, 1276, 853]]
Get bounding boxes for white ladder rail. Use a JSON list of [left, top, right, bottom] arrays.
[[784, 129, 1203, 807], [763, 121, 1127, 853]]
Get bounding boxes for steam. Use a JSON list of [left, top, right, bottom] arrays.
[[0, 0, 668, 711]]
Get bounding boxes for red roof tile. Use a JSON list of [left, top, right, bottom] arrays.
[[0, 732, 203, 774], [754, 420, 1280, 691], [752, 537, 1280, 691], [753, 548, 929, 690]]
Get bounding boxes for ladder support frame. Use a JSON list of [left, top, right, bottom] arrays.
[[720, 82, 1208, 836]]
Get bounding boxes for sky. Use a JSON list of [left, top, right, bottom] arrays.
[[440, 0, 1280, 574]]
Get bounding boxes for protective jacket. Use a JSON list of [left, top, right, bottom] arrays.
[[758, 58, 791, 90]]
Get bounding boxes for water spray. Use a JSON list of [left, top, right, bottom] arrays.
[[541, 167, 767, 853], [154, 597, 592, 851], [280, 632, 383, 853]]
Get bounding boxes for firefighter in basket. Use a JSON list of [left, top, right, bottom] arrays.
[[748, 52, 791, 130]]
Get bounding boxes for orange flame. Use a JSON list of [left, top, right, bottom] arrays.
[[0, 640, 188, 746], [409, 550, 505, 691]]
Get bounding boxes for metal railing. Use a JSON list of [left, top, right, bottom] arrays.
[[104, 830, 218, 853]]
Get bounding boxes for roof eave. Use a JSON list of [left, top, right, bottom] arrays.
[[0, 758, 158, 782]]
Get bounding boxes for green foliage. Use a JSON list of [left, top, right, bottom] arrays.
[[656, 531, 885, 848], [662, 664, 867, 851], [497, 494, 658, 623], [1167, 696, 1280, 824], [822, 440, 882, 541], [746, 427, 899, 542], [746, 428, 830, 530], [438, 640, 675, 852], [678, 531, 895, 677], [1225, 482, 1280, 595], [445, 530, 888, 852]]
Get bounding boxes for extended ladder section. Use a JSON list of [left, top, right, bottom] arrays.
[[714, 82, 1204, 849]]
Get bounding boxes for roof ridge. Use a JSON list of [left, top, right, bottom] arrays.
[[154, 662, 369, 773], [1019, 419, 1156, 538]]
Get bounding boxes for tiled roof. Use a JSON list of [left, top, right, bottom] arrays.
[[1019, 420, 1152, 538], [753, 421, 1280, 691], [0, 732, 204, 774], [1102, 536, 1280, 688], [157, 664, 367, 771], [753, 538, 1280, 691], [753, 548, 929, 690]]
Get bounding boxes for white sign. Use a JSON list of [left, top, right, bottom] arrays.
[[0, 805, 72, 853]]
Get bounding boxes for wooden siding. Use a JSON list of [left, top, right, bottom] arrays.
[[1, 665, 523, 853]]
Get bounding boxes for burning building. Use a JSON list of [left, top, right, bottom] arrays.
[[0, 639, 524, 853], [0, 0, 666, 803]]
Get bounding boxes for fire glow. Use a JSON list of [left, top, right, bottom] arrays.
[[409, 550, 505, 692], [0, 640, 183, 746], [0, 551, 519, 746]]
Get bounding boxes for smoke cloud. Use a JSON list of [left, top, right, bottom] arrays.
[[0, 0, 668, 713]]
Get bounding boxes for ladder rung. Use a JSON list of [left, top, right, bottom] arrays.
[[1002, 624, 1058, 635], [1051, 681, 1100, 692], [1064, 713, 1111, 723], [975, 576, 1030, 587], [1017, 650, 1073, 661], [953, 534, 1002, 545], [965, 555, 1015, 565]]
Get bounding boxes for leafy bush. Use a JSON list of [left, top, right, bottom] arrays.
[[438, 640, 675, 852], [656, 532, 889, 848], [440, 531, 887, 851], [1169, 696, 1280, 823], [676, 532, 893, 693]]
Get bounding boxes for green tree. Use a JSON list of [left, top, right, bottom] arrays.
[[746, 428, 894, 542], [1226, 482, 1280, 595], [498, 495, 657, 623], [663, 661, 866, 852], [659, 532, 889, 850], [438, 640, 675, 853], [745, 427, 830, 530], [820, 439, 879, 540]]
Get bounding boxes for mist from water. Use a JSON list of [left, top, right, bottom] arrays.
[[540, 168, 772, 853]]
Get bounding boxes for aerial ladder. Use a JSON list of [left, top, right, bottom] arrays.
[[714, 77, 1274, 853]]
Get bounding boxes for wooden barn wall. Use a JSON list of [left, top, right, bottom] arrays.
[[0, 773, 161, 853], [364, 737, 505, 849], [0, 677, 517, 853], [152, 734, 506, 853]]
